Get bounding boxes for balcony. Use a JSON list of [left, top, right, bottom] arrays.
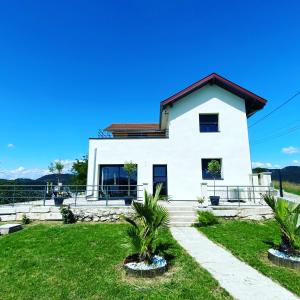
[[97, 129, 169, 139]]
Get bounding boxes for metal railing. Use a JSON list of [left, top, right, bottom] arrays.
[[0, 184, 146, 207], [207, 185, 275, 206], [97, 129, 169, 139]]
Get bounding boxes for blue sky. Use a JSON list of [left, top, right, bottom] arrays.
[[1, 0, 300, 179]]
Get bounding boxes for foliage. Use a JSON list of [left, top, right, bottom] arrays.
[[71, 156, 88, 186], [253, 167, 268, 174], [199, 220, 300, 296], [0, 224, 231, 300], [207, 160, 221, 196], [48, 161, 64, 184], [263, 194, 300, 254], [273, 180, 300, 196], [60, 205, 77, 224], [197, 196, 205, 205], [22, 214, 31, 225], [124, 183, 170, 262], [123, 161, 137, 196], [197, 211, 218, 227]]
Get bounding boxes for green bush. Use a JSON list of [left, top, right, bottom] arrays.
[[60, 205, 77, 224], [22, 214, 31, 225], [197, 211, 218, 227]]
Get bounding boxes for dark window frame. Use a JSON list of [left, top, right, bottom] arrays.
[[153, 164, 168, 196], [199, 113, 219, 133], [201, 158, 223, 180], [99, 164, 138, 198]]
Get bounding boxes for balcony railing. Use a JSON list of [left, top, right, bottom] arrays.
[[97, 129, 169, 139]]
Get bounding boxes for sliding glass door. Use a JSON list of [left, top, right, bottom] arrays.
[[99, 165, 137, 198]]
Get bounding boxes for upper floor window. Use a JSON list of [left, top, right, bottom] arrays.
[[199, 114, 219, 132]]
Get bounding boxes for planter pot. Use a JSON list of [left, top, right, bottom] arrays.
[[124, 196, 134, 206], [210, 196, 220, 206], [123, 254, 167, 278], [268, 248, 300, 270], [54, 197, 64, 206]]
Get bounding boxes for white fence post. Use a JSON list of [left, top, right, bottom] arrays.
[[201, 183, 209, 206]]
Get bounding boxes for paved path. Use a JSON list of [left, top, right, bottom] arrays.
[[282, 191, 300, 204], [171, 227, 298, 300]]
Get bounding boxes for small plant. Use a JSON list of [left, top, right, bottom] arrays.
[[60, 205, 77, 224], [123, 161, 137, 197], [48, 160, 64, 184], [263, 194, 300, 254], [207, 160, 221, 196], [197, 196, 205, 205], [22, 214, 31, 225], [124, 183, 169, 263], [197, 211, 218, 227]]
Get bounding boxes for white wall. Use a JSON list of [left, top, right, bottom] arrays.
[[87, 85, 252, 200]]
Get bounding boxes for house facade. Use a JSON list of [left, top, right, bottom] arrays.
[[87, 73, 267, 201]]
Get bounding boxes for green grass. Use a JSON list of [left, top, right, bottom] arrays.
[[0, 223, 231, 300], [273, 180, 300, 196], [199, 220, 300, 296]]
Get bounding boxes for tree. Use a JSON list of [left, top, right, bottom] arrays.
[[123, 161, 137, 197], [263, 194, 300, 254], [48, 161, 64, 184], [71, 156, 88, 186], [124, 184, 169, 262], [207, 160, 221, 196]]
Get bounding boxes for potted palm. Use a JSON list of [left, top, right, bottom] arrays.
[[48, 161, 65, 206], [207, 160, 221, 206], [123, 183, 170, 277], [263, 195, 300, 269], [123, 161, 137, 206]]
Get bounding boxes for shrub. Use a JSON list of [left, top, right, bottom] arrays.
[[60, 205, 77, 224], [263, 194, 300, 254], [197, 211, 218, 227], [22, 214, 31, 225], [124, 183, 169, 263]]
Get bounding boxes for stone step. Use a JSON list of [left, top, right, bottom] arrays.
[[169, 216, 197, 222], [169, 221, 194, 227], [163, 206, 197, 212], [168, 211, 196, 217]]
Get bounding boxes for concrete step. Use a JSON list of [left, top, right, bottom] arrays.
[[163, 206, 197, 212], [169, 221, 194, 227], [168, 211, 196, 217], [169, 216, 197, 222]]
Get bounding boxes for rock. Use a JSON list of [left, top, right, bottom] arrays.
[[0, 224, 22, 235]]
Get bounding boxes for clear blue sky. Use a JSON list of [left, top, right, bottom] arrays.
[[1, 0, 300, 179]]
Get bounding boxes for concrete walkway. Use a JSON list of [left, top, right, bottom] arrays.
[[171, 227, 298, 300]]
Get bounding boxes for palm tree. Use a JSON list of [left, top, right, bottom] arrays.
[[263, 194, 300, 254], [124, 183, 170, 262], [48, 161, 64, 185]]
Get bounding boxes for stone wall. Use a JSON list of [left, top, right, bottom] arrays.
[[0, 206, 133, 222], [198, 206, 274, 221]]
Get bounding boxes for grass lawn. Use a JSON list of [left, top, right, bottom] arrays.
[[273, 180, 300, 196], [199, 220, 300, 296], [0, 223, 231, 300]]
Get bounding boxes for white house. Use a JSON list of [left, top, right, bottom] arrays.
[[87, 73, 267, 202]]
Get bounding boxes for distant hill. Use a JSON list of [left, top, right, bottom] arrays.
[[0, 174, 74, 185], [253, 166, 300, 184], [269, 166, 300, 184]]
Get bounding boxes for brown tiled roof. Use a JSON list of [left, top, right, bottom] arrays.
[[160, 73, 267, 117], [105, 123, 160, 132]]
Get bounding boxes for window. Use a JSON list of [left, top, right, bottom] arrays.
[[199, 114, 219, 132], [99, 165, 137, 198], [202, 159, 222, 180], [153, 165, 168, 196]]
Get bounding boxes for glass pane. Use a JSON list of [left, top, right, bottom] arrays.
[[200, 114, 218, 132], [153, 166, 167, 177]]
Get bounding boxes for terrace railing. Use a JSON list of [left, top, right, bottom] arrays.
[[0, 184, 146, 207], [206, 185, 275, 206]]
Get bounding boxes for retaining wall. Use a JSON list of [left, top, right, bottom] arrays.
[[0, 206, 133, 222]]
